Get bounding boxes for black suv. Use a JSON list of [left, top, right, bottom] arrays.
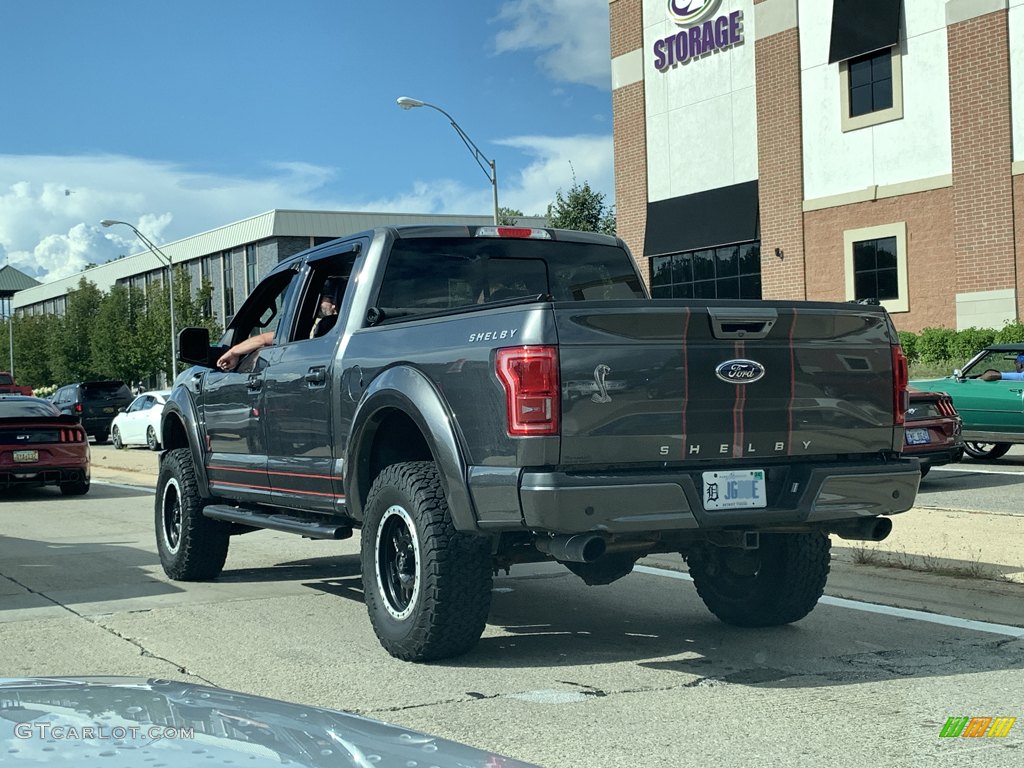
[[51, 380, 133, 443]]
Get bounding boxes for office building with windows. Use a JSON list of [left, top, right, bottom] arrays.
[[13, 209, 546, 323], [609, 0, 1024, 330]]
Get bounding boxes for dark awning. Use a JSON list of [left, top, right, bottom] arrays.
[[828, 0, 901, 64], [643, 180, 759, 258]]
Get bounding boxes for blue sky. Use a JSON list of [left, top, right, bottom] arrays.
[[0, 0, 614, 283]]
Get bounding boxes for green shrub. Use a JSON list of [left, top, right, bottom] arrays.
[[897, 331, 917, 362], [948, 327, 996, 363], [915, 327, 956, 363], [994, 320, 1024, 344]]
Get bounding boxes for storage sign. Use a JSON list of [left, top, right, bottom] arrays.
[[653, 0, 744, 71]]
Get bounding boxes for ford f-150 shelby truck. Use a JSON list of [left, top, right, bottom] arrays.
[[159, 224, 919, 662]]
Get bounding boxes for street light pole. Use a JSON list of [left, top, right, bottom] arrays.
[[396, 96, 500, 225], [100, 219, 178, 380]]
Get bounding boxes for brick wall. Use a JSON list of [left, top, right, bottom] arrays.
[[1016, 175, 1024, 319], [803, 188, 955, 332], [755, 24, 807, 300], [609, 0, 649, 288], [948, 11, 1016, 298]]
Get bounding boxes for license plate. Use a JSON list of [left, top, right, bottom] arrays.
[[905, 428, 931, 446], [13, 450, 38, 463], [702, 469, 766, 510], [103, 407, 115, 413]]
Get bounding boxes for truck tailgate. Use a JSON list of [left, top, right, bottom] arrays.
[[555, 301, 899, 466]]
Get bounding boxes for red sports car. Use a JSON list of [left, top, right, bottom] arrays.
[[903, 388, 963, 477], [0, 395, 90, 495]]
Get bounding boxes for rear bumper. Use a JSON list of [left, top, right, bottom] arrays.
[[0, 447, 90, 488], [473, 459, 921, 534]]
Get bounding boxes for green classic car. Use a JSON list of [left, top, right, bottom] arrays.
[[911, 343, 1024, 460]]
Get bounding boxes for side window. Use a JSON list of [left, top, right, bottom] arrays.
[[227, 269, 303, 347], [127, 397, 145, 413], [291, 251, 357, 342], [140, 396, 156, 411]]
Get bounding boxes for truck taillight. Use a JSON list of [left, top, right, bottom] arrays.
[[495, 346, 560, 436], [892, 344, 909, 425]]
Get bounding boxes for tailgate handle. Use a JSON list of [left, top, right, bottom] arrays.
[[707, 308, 778, 339]]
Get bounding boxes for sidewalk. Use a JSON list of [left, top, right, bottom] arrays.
[[831, 505, 1024, 583]]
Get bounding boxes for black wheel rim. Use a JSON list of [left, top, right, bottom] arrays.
[[375, 506, 420, 620], [161, 478, 183, 553]]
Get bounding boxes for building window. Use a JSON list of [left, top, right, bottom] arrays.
[[843, 222, 908, 313], [848, 50, 891, 116], [839, 46, 902, 131], [200, 255, 214, 318], [245, 244, 258, 292], [650, 242, 761, 300], [222, 251, 234, 319]]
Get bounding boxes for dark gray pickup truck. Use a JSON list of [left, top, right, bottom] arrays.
[[159, 224, 919, 661]]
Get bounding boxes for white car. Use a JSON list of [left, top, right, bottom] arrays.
[[110, 390, 171, 450]]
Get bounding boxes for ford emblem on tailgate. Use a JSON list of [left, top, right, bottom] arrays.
[[715, 359, 765, 384]]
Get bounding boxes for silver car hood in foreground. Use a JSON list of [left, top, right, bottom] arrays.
[[0, 677, 537, 767]]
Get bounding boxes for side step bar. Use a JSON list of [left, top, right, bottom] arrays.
[[203, 505, 353, 540]]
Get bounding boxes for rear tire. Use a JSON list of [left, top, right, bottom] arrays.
[[688, 532, 831, 627], [361, 461, 493, 662], [111, 427, 124, 450], [60, 479, 90, 496], [919, 465, 930, 478], [962, 442, 1010, 460], [156, 448, 229, 580], [93, 431, 109, 445], [146, 426, 161, 451]]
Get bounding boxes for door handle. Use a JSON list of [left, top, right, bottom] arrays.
[[305, 367, 327, 386], [246, 376, 263, 393]]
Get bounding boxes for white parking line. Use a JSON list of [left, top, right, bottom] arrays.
[[93, 479, 156, 494], [633, 564, 1024, 638], [930, 465, 1024, 477]]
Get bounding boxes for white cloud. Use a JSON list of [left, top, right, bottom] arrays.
[[0, 137, 613, 284], [494, 0, 612, 90]]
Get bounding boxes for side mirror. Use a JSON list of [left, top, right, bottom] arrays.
[[953, 368, 963, 381], [178, 327, 220, 368], [118, 407, 126, 413]]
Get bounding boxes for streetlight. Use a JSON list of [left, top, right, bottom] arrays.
[[396, 96, 500, 225], [100, 219, 178, 380]]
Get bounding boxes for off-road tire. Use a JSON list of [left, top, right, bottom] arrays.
[[156, 448, 229, 581], [111, 427, 124, 450], [146, 426, 161, 451], [60, 479, 90, 496], [361, 461, 493, 662], [688, 531, 831, 627], [962, 442, 1011, 461]]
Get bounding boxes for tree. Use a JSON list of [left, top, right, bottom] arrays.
[[49, 278, 103, 383], [497, 207, 523, 226], [546, 178, 616, 235]]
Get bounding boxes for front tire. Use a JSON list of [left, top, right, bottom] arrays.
[[962, 442, 1010, 460], [688, 532, 831, 627], [146, 426, 161, 451], [156, 448, 229, 580], [361, 461, 493, 662], [111, 427, 124, 450]]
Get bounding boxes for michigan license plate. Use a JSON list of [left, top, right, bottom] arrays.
[[702, 469, 766, 511], [13, 450, 38, 463], [905, 428, 931, 446]]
